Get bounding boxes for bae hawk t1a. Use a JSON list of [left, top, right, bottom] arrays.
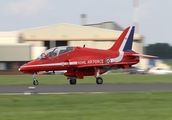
[[19, 26, 157, 85]]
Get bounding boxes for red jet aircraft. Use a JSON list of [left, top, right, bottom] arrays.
[[19, 26, 157, 85]]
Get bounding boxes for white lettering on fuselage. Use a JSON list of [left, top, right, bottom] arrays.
[[92, 59, 103, 64], [77, 59, 104, 65], [77, 61, 86, 64]]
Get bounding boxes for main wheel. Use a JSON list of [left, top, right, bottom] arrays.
[[69, 79, 76, 85], [33, 79, 39, 85], [96, 77, 103, 84]]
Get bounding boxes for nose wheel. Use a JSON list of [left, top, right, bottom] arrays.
[[33, 79, 39, 85]]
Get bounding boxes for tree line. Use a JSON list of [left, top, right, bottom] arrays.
[[144, 43, 172, 59]]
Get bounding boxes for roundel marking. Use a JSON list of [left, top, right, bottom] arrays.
[[106, 58, 111, 64]]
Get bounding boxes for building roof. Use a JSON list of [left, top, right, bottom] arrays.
[[21, 23, 142, 41], [84, 21, 124, 31]]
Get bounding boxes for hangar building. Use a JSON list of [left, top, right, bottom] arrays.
[[21, 22, 142, 57]]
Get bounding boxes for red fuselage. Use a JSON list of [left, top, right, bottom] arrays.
[[19, 46, 139, 78]]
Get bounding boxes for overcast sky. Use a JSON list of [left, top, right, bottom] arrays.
[[0, 0, 171, 45]]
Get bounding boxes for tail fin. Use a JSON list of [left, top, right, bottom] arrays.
[[109, 26, 135, 51]]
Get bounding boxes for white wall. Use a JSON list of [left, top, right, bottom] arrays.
[[31, 46, 47, 60], [0, 31, 19, 44], [25, 41, 44, 47]]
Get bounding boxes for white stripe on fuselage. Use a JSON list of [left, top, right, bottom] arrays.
[[69, 61, 77, 65], [111, 51, 124, 62], [23, 62, 69, 67]]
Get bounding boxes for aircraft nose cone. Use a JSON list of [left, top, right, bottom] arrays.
[[18, 66, 24, 72], [18, 67, 20, 71]]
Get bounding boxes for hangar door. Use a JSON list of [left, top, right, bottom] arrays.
[[44, 41, 67, 49]]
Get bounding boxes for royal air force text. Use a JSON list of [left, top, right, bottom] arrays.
[[77, 59, 104, 64]]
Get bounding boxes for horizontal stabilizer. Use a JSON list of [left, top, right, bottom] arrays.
[[128, 54, 158, 58]]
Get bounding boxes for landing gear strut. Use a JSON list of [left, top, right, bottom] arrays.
[[96, 77, 103, 84], [33, 72, 39, 85]]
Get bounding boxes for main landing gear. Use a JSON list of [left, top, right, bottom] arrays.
[[94, 67, 103, 84], [96, 77, 103, 84], [69, 79, 77, 85], [67, 77, 103, 85], [33, 72, 39, 85], [68, 77, 77, 85]]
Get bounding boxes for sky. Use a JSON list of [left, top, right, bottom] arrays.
[[0, 0, 171, 46]]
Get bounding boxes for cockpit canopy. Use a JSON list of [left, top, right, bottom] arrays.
[[37, 46, 74, 60]]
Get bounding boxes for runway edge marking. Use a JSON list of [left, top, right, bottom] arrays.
[[0, 92, 106, 95]]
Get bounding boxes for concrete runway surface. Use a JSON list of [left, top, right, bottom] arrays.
[[0, 84, 172, 94]]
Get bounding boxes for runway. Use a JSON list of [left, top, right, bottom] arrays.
[[0, 84, 172, 94]]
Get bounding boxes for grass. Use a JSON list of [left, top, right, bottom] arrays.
[[1, 91, 172, 120], [1, 74, 172, 85], [165, 62, 172, 69]]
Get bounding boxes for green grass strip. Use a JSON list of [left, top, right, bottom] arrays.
[[0, 91, 172, 120], [0, 74, 172, 85]]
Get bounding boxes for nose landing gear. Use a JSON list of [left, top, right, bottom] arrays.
[[33, 79, 39, 85], [33, 72, 39, 85]]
